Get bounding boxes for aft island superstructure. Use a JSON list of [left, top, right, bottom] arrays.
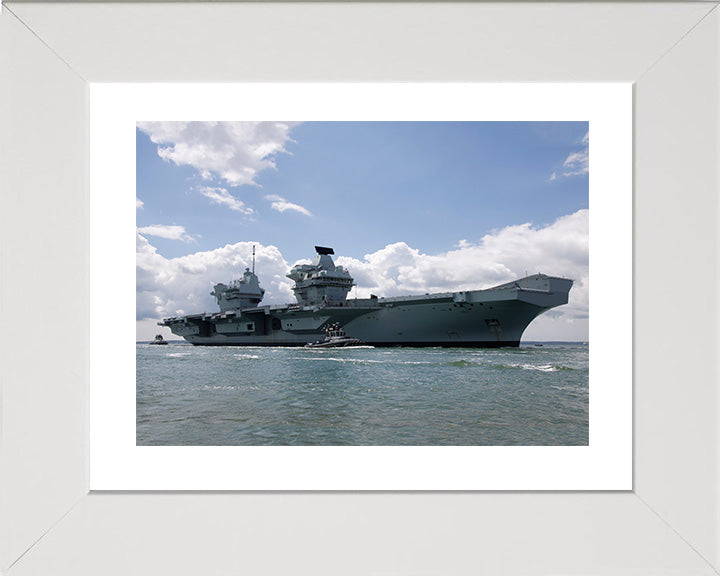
[[160, 246, 573, 347]]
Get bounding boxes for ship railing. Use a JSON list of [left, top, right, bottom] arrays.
[[316, 298, 382, 309]]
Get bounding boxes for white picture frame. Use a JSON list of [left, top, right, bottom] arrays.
[[1, 2, 718, 574]]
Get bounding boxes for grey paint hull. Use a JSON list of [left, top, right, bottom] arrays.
[[161, 274, 573, 348]]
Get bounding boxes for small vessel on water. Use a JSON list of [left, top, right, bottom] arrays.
[[305, 323, 366, 348], [160, 245, 573, 348], [149, 334, 168, 345]]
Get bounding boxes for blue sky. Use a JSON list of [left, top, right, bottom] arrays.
[[136, 121, 589, 341], [137, 122, 587, 263]]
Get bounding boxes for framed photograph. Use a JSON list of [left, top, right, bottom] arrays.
[[2, 2, 718, 574], [90, 83, 631, 490]]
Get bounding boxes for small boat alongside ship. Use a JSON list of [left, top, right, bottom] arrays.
[[305, 323, 366, 348], [149, 334, 168, 345]]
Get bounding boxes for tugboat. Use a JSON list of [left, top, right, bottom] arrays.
[[149, 334, 168, 345], [305, 323, 365, 348]]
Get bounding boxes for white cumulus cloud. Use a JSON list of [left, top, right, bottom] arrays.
[[197, 186, 254, 215], [547, 131, 589, 182], [337, 209, 587, 301], [136, 238, 294, 327], [136, 121, 299, 187], [137, 224, 195, 243], [265, 194, 313, 217], [563, 149, 589, 177]]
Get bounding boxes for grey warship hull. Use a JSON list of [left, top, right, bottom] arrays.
[[160, 274, 573, 348]]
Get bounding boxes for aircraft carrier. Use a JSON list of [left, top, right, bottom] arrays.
[[159, 246, 573, 347]]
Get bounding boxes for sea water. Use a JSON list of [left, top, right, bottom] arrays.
[[136, 343, 588, 446]]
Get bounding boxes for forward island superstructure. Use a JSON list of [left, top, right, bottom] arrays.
[[160, 246, 573, 347]]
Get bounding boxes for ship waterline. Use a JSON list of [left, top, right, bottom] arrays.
[[160, 246, 573, 347]]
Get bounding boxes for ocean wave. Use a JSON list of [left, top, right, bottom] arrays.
[[526, 364, 557, 372], [513, 363, 575, 372], [485, 362, 577, 372], [446, 360, 475, 368], [166, 352, 191, 358], [292, 357, 385, 364], [234, 354, 260, 360]]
